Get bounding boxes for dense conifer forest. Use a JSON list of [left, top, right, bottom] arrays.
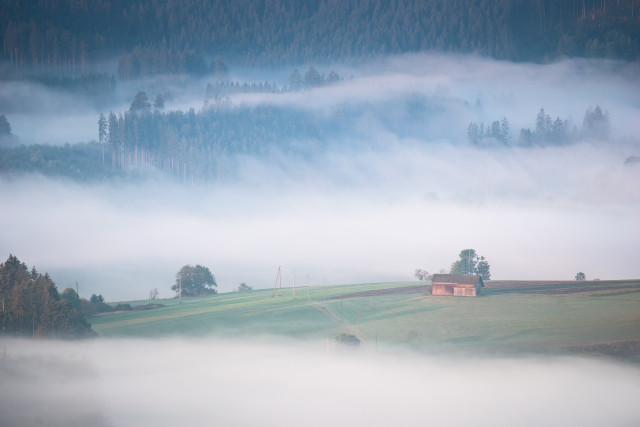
[[0, 0, 637, 183], [1, 0, 639, 76]]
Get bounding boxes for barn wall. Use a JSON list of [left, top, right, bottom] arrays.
[[453, 286, 477, 297], [432, 283, 480, 296], [432, 284, 455, 295]]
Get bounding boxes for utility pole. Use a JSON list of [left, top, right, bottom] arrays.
[[272, 266, 282, 297]]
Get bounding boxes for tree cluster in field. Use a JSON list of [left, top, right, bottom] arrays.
[[0, 255, 95, 338], [415, 248, 491, 282], [81, 293, 165, 317], [234, 283, 253, 292], [172, 265, 217, 297], [2, 0, 639, 76], [414, 269, 432, 282], [450, 249, 491, 280], [468, 106, 610, 146]]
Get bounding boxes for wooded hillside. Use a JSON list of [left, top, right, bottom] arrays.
[[2, 0, 639, 75]]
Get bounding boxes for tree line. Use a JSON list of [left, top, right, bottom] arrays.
[[2, 0, 638, 76], [0, 255, 95, 338], [97, 90, 325, 184], [415, 248, 491, 282], [467, 106, 610, 146], [0, 99, 615, 184]]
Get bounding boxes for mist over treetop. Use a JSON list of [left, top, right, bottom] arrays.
[[1, 0, 639, 76]]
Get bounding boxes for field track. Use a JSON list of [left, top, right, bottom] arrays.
[[323, 285, 429, 300]]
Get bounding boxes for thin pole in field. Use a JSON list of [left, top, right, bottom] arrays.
[[272, 266, 282, 297]]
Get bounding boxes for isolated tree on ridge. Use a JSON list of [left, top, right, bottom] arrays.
[[172, 265, 217, 297]]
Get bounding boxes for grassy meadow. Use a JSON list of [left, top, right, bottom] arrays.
[[91, 280, 640, 362]]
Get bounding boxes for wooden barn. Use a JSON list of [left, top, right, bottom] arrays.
[[431, 274, 484, 297]]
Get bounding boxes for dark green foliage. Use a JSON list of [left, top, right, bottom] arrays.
[[171, 265, 217, 297], [450, 249, 491, 280], [88, 294, 113, 314], [476, 256, 491, 281], [0, 142, 137, 181], [0, 115, 11, 136], [1, 0, 638, 76], [451, 249, 479, 275], [235, 282, 253, 292], [112, 303, 133, 311], [0, 73, 116, 108], [133, 303, 166, 311], [129, 91, 151, 113], [97, 101, 324, 183], [0, 255, 95, 338], [153, 94, 165, 111], [61, 288, 82, 311], [89, 294, 104, 304], [575, 272, 586, 280]]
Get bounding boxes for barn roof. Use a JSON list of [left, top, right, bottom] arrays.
[[431, 274, 483, 286]]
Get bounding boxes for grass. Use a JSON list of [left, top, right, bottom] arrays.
[[91, 280, 640, 361]]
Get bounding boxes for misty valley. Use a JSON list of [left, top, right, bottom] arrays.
[[2, 1, 640, 426]]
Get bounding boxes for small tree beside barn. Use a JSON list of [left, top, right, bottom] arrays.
[[431, 274, 484, 297]]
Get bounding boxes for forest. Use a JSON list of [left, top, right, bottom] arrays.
[[0, 255, 95, 338], [1, 0, 637, 183], [1, 0, 639, 77], [0, 73, 614, 184]]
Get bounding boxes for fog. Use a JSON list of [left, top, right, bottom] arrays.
[[1, 53, 639, 300], [1, 142, 638, 300], [1, 337, 639, 426], [3, 54, 639, 146]]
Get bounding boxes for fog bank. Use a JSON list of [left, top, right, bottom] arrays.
[[1, 338, 639, 427], [1, 139, 639, 300], [1, 53, 639, 300]]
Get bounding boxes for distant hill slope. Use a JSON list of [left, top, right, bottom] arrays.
[[91, 280, 640, 362], [1, 0, 639, 76]]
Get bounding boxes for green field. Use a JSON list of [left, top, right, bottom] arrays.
[[91, 280, 640, 362]]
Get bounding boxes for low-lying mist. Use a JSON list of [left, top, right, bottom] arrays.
[[1, 53, 639, 300], [1, 139, 639, 300], [2, 54, 639, 146], [1, 337, 639, 426]]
